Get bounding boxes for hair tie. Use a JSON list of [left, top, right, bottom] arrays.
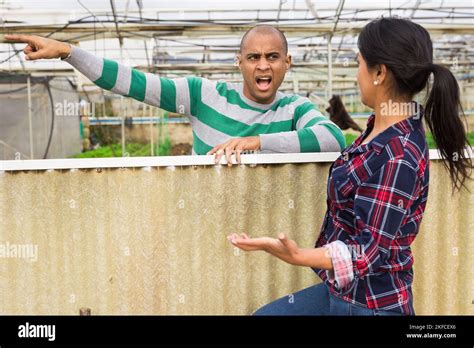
[[427, 63, 437, 71]]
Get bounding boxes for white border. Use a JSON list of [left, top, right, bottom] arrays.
[[0, 150, 463, 171]]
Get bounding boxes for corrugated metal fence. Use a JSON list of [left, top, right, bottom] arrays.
[[0, 153, 472, 315]]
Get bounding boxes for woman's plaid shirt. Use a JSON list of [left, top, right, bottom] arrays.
[[315, 111, 430, 315]]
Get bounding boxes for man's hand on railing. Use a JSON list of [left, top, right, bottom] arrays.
[[207, 136, 261, 166], [5, 34, 71, 60]]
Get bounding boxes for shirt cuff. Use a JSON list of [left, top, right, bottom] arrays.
[[60, 43, 73, 61], [324, 240, 354, 289]]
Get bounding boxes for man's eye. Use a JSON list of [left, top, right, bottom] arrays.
[[248, 56, 257, 60], [269, 55, 278, 60]]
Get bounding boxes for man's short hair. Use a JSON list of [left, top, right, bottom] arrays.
[[239, 25, 288, 54]]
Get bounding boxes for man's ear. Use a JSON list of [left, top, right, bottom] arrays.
[[235, 54, 242, 70], [285, 54, 292, 70]]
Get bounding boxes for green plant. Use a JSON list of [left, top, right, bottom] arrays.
[[73, 142, 153, 158], [156, 136, 172, 156]]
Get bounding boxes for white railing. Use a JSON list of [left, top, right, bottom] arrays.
[[0, 149, 450, 171]]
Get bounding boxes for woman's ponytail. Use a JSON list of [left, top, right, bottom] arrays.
[[358, 18, 472, 192], [424, 64, 472, 191]]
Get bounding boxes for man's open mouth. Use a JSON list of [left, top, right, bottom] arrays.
[[255, 76, 273, 91]]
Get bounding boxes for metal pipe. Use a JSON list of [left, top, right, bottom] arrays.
[[27, 75, 34, 159], [327, 36, 332, 99], [149, 105, 154, 156]]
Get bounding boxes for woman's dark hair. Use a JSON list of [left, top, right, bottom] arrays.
[[358, 17, 472, 191]]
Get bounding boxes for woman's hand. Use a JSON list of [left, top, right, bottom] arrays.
[[227, 232, 303, 266], [5, 34, 71, 60]]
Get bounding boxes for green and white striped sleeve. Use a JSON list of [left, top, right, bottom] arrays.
[[64, 46, 200, 117], [259, 99, 346, 153]]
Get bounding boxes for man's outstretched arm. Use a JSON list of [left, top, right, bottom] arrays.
[[5, 34, 199, 117]]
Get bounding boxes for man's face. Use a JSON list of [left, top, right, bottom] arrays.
[[238, 32, 291, 104]]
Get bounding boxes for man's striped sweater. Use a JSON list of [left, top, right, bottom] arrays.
[[65, 46, 345, 155]]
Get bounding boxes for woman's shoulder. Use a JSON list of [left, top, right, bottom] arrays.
[[380, 130, 429, 176]]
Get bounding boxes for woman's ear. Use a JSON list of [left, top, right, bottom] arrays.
[[377, 63, 388, 85]]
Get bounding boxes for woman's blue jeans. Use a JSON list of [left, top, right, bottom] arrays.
[[253, 283, 405, 316]]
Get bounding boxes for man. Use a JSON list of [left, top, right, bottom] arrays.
[[6, 25, 345, 165]]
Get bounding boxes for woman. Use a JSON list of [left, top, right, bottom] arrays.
[[228, 17, 472, 316]]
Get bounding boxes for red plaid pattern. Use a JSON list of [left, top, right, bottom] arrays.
[[314, 109, 429, 315]]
